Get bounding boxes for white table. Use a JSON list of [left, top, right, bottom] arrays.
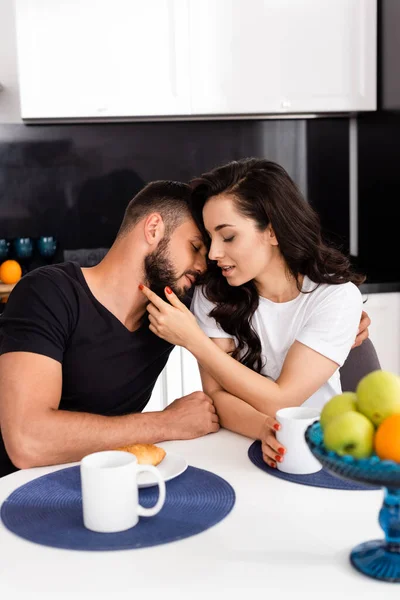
[[0, 429, 398, 599]]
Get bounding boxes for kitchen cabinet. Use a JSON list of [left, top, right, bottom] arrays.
[[15, 0, 376, 120], [380, 0, 400, 110], [164, 346, 185, 405], [145, 347, 202, 412], [15, 0, 191, 119], [361, 292, 400, 375], [189, 0, 377, 116], [181, 347, 203, 396], [142, 371, 165, 413]]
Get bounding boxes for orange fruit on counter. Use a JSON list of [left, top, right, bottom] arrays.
[[374, 414, 400, 463], [0, 260, 22, 284]]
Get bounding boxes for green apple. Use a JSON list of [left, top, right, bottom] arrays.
[[320, 392, 358, 430], [323, 411, 374, 459], [356, 370, 400, 427]]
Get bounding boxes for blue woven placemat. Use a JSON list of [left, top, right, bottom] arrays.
[[1, 465, 235, 551], [248, 441, 378, 490]]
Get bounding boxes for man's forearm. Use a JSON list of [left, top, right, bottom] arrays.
[[8, 409, 170, 469], [212, 389, 267, 440]]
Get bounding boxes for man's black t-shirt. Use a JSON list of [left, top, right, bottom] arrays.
[[0, 262, 173, 477]]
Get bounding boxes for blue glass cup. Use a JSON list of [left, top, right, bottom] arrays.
[[13, 237, 33, 260], [37, 236, 57, 263], [0, 239, 10, 261], [13, 237, 33, 273]]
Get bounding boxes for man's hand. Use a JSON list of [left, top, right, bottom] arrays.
[[161, 391, 220, 440], [352, 310, 371, 349]]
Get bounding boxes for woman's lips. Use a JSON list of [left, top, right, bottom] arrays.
[[221, 266, 235, 277]]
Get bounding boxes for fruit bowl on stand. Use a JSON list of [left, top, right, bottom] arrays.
[[305, 421, 400, 583]]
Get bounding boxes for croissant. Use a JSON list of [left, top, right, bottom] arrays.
[[115, 443, 166, 466]]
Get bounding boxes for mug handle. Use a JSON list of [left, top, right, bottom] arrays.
[[136, 465, 166, 517]]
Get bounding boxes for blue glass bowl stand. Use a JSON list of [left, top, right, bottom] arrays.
[[305, 421, 400, 583]]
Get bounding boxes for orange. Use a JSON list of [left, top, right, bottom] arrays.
[[375, 414, 400, 463], [0, 260, 22, 284]]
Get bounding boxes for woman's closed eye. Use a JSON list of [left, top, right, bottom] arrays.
[[223, 236, 235, 243]]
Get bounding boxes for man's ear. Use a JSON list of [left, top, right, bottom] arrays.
[[143, 213, 165, 247]]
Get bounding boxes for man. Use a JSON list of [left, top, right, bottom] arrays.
[[0, 180, 369, 478], [0, 181, 218, 478]]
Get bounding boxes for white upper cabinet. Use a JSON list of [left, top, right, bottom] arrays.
[[15, 0, 191, 119], [189, 0, 377, 115], [15, 0, 376, 120]]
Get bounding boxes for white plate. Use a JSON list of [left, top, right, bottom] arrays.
[[137, 452, 188, 488]]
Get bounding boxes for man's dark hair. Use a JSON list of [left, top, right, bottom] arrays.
[[117, 180, 192, 239]]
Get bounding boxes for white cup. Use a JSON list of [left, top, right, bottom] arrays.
[[276, 407, 322, 475], [80, 450, 166, 533]]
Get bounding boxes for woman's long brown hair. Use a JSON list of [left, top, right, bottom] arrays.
[[190, 158, 365, 373]]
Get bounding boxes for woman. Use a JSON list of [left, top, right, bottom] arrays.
[[140, 158, 366, 468]]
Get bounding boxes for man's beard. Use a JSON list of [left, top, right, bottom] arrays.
[[144, 237, 195, 300]]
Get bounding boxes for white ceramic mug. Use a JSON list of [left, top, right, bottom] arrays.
[[80, 450, 166, 533], [276, 407, 322, 475]]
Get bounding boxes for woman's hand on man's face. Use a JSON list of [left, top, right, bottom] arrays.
[[139, 284, 205, 349]]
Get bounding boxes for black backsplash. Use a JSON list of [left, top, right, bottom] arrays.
[[0, 116, 399, 285], [307, 118, 350, 252], [357, 111, 400, 283], [0, 120, 306, 252], [309, 113, 400, 286]]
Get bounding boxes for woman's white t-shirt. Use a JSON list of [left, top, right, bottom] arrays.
[[190, 276, 363, 410]]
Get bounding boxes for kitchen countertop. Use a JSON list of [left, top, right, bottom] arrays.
[[360, 281, 400, 294], [0, 429, 397, 599], [351, 259, 400, 294], [0, 283, 15, 298]]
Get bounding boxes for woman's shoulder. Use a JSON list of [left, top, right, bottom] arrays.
[[304, 277, 362, 305]]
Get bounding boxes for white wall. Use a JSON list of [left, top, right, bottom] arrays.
[[0, 0, 21, 122]]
